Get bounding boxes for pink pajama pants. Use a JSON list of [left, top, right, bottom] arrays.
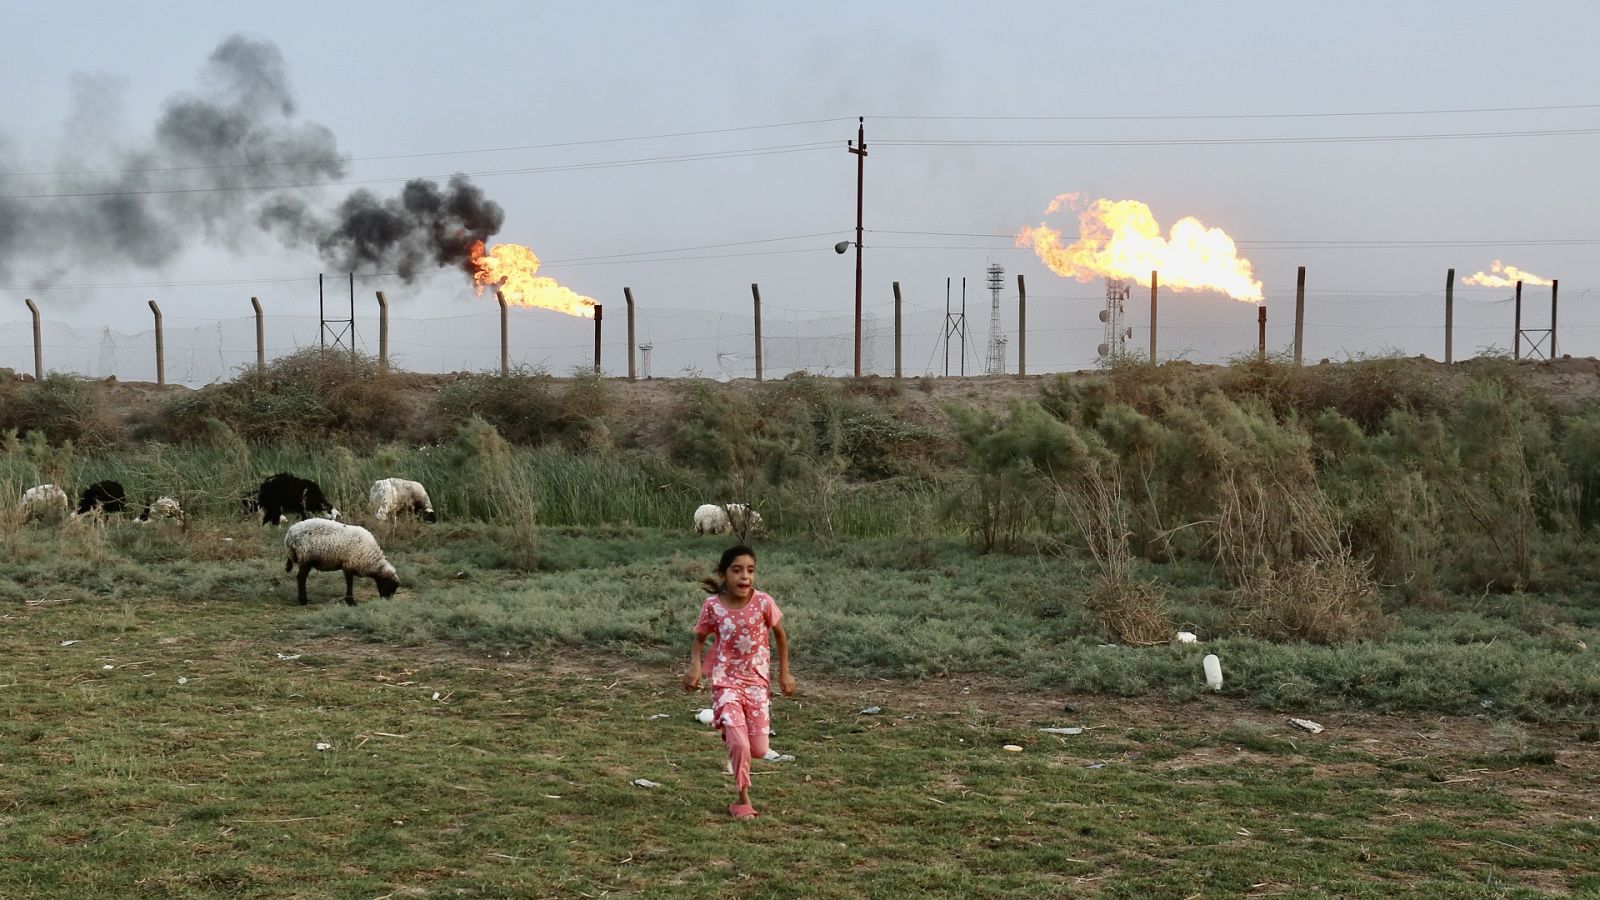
[[713, 687, 770, 791]]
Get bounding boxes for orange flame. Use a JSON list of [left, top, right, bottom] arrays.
[[1462, 260, 1552, 288], [470, 240, 596, 318], [1017, 194, 1263, 302]]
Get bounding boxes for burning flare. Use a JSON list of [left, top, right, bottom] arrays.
[[1017, 194, 1263, 302], [1462, 260, 1552, 288], [470, 240, 596, 318]]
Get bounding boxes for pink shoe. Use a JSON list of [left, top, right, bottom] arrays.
[[728, 803, 758, 820]]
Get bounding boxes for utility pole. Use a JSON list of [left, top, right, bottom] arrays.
[[848, 117, 867, 378]]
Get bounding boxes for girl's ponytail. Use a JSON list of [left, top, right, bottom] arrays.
[[698, 575, 723, 595]]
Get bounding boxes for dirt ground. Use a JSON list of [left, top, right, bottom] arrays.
[[328, 636, 1600, 819]]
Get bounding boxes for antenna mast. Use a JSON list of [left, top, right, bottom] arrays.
[[983, 263, 1008, 375], [1097, 279, 1132, 367]]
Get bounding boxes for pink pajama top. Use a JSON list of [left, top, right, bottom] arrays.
[[694, 590, 783, 712]]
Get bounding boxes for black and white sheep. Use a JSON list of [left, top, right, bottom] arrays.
[[370, 477, 436, 523], [134, 496, 184, 524], [283, 518, 399, 606], [20, 484, 69, 522], [73, 480, 128, 520], [256, 473, 340, 526]]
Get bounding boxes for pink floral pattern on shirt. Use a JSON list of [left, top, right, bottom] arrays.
[[695, 591, 783, 725]]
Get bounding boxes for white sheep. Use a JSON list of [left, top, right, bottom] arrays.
[[693, 503, 730, 535], [283, 518, 399, 606], [134, 496, 184, 524], [20, 484, 69, 523], [693, 502, 764, 536], [370, 477, 436, 523]]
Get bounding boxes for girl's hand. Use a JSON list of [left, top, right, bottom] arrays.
[[682, 671, 701, 692], [779, 673, 797, 697]]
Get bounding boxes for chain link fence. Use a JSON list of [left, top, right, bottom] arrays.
[[0, 279, 1586, 387]]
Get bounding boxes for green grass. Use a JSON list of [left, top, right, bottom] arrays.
[[0, 546, 1595, 897], [5, 524, 1597, 725]]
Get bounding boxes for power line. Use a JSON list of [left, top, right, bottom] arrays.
[[0, 142, 835, 200], [0, 117, 854, 179], [876, 126, 1600, 147], [551, 247, 830, 268], [870, 102, 1600, 122], [0, 231, 848, 289], [542, 230, 846, 264], [870, 229, 1600, 249], [8, 103, 1589, 179]]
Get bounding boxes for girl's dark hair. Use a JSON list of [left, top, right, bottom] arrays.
[[698, 545, 756, 595]]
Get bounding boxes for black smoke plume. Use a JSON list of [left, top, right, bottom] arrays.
[[270, 176, 503, 282], [3, 35, 503, 286]]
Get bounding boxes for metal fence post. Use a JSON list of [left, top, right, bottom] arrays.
[[148, 300, 165, 386], [24, 298, 41, 380]]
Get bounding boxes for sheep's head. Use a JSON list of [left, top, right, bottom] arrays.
[[422, 507, 437, 524], [375, 562, 400, 599]]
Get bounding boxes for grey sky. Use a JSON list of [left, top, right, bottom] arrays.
[[2, 2, 1597, 382]]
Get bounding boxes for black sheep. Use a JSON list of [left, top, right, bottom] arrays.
[[74, 480, 128, 519], [256, 473, 341, 526]]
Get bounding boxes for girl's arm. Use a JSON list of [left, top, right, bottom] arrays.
[[683, 631, 708, 692], [772, 621, 796, 696]]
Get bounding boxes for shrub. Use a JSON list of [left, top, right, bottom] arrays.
[[1060, 465, 1172, 645], [0, 374, 117, 449], [154, 350, 413, 446]]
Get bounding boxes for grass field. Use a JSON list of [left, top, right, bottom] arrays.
[[4, 358, 1600, 894], [2, 523, 1596, 897]]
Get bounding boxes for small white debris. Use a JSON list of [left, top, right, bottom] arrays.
[[1002, 744, 1024, 753], [1038, 727, 1083, 736], [60, 640, 81, 647], [1287, 718, 1325, 734], [1203, 654, 1223, 691], [222, 538, 233, 543], [631, 778, 661, 789], [648, 713, 671, 720], [275, 652, 302, 661], [1176, 631, 1199, 644], [315, 742, 332, 752], [695, 708, 714, 725], [860, 706, 882, 715], [102, 665, 114, 670], [177, 676, 188, 685], [431, 692, 441, 701]]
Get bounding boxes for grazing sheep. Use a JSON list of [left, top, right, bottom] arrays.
[[725, 502, 764, 536], [693, 502, 764, 536], [370, 477, 436, 523], [73, 480, 128, 520], [134, 496, 184, 524], [20, 484, 69, 522], [283, 518, 399, 606], [256, 473, 340, 526], [694, 503, 731, 535]]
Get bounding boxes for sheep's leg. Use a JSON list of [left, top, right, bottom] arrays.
[[296, 564, 312, 606], [344, 571, 357, 606]]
